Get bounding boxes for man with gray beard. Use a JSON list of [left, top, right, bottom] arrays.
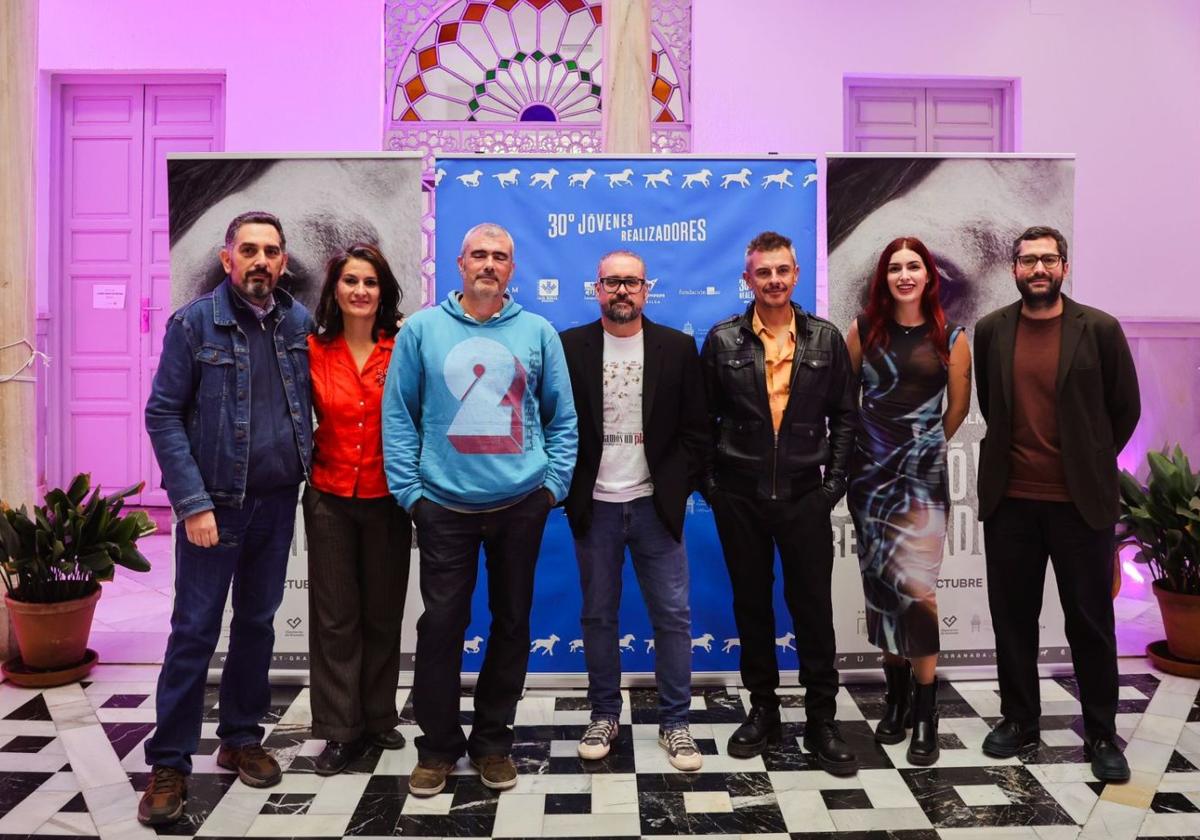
[[559, 250, 710, 770]]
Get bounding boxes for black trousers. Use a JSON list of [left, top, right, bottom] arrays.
[[302, 487, 412, 742], [409, 492, 552, 762], [712, 488, 839, 722], [984, 497, 1118, 741]]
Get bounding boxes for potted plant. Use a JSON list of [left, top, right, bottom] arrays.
[[0, 473, 155, 684], [1117, 445, 1200, 672]]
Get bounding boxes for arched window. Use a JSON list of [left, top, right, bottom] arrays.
[[384, 0, 692, 299]]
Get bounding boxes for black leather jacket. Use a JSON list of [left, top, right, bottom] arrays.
[[700, 302, 857, 504]]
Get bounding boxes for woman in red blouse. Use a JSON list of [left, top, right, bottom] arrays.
[[303, 243, 411, 775]]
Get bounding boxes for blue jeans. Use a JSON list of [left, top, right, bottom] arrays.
[[575, 497, 692, 726], [144, 486, 299, 774]]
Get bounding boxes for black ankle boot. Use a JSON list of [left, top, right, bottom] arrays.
[[906, 678, 939, 766], [875, 662, 911, 745]]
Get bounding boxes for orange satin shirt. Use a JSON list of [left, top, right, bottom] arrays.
[[752, 308, 796, 433], [308, 333, 394, 498]]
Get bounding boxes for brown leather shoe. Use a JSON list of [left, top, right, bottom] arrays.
[[408, 758, 455, 796], [471, 754, 518, 790], [216, 743, 282, 787], [137, 766, 187, 826]]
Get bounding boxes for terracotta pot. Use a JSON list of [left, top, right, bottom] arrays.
[[5, 587, 101, 670], [1153, 579, 1200, 662]]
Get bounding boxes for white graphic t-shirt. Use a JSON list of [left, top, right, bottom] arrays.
[[594, 330, 653, 502]]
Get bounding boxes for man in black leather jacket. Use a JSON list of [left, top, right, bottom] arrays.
[[700, 231, 859, 776]]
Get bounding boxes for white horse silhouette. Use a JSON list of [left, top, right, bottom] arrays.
[[493, 168, 520, 188], [691, 633, 714, 652], [643, 168, 672, 188], [456, 169, 483, 187], [569, 638, 584, 653], [606, 168, 634, 187], [776, 631, 796, 652], [618, 633, 636, 652], [722, 637, 740, 653], [569, 168, 596, 188], [530, 168, 559, 189], [682, 169, 712, 188], [531, 633, 560, 655], [762, 168, 793, 189], [463, 635, 484, 654], [721, 168, 752, 189]]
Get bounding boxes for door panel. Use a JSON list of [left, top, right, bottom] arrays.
[[56, 79, 223, 507], [60, 84, 145, 494], [927, 87, 1003, 152], [848, 86, 924, 153], [139, 84, 224, 507], [846, 82, 1010, 153]]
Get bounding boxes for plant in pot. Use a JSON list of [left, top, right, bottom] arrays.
[[0, 473, 155, 686], [1117, 444, 1200, 675]]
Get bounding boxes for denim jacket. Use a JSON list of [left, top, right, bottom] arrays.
[[145, 279, 315, 521]]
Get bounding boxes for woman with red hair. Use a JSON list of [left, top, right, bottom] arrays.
[[845, 236, 971, 767]]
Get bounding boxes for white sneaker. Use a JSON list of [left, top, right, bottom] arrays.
[[659, 725, 703, 772], [578, 718, 619, 760]]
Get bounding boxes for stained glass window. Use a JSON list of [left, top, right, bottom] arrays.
[[384, 0, 692, 299]]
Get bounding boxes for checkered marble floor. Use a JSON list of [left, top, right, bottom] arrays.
[[0, 663, 1197, 840]]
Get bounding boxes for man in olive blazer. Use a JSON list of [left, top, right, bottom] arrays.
[[974, 225, 1140, 783]]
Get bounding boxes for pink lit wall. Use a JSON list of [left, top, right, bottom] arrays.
[[691, 0, 1200, 320], [37, 0, 385, 151]]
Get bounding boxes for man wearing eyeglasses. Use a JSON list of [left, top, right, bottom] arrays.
[[559, 250, 710, 771], [700, 231, 859, 776], [974, 226, 1140, 783]]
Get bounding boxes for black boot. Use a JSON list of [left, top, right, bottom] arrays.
[[727, 705, 781, 758], [906, 679, 939, 766], [874, 662, 911, 745], [802, 720, 859, 776]]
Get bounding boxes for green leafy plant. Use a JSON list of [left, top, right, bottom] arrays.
[[0, 473, 155, 604], [1117, 445, 1200, 595]]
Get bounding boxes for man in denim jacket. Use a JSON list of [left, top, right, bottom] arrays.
[[139, 211, 314, 826]]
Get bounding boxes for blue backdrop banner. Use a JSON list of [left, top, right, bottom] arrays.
[[434, 155, 817, 675]]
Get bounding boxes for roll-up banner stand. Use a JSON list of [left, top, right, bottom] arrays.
[[165, 152, 426, 675], [435, 154, 820, 682]]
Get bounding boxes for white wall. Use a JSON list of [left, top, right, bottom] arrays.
[[691, 0, 1200, 319], [37, 0, 385, 151]]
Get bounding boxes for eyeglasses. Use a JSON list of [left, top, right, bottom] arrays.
[[1015, 254, 1064, 269], [598, 276, 646, 292]]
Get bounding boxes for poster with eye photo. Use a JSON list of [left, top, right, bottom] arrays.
[[166, 152, 425, 671], [825, 153, 1075, 670]]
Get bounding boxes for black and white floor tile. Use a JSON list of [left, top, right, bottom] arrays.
[[0, 663, 1197, 839]]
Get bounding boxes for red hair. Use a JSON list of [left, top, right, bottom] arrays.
[[862, 236, 951, 364]]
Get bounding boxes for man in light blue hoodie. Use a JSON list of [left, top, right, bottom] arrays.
[[383, 222, 577, 796]]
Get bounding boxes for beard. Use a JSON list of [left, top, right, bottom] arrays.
[[1017, 273, 1063, 309], [471, 274, 503, 298], [238, 273, 274, 302], [603, 298, 641, 324]]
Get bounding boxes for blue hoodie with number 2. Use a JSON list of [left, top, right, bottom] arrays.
[[382, 291, 578, 512]]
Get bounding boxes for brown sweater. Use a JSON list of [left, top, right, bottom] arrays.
[[1006, 314, 1071, 501]]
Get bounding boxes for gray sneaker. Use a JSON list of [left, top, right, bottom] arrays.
[[659, 725, 703, 772], [578, 718, 619, 760]]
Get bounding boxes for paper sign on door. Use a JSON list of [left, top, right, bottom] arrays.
[[92, 284, 127, 309]]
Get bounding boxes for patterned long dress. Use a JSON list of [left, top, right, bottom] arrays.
[[848, 317, 964, 657]]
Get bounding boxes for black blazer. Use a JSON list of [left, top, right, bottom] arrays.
[[559, 318, 710, 541], [974, 295, 1141, 529]]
